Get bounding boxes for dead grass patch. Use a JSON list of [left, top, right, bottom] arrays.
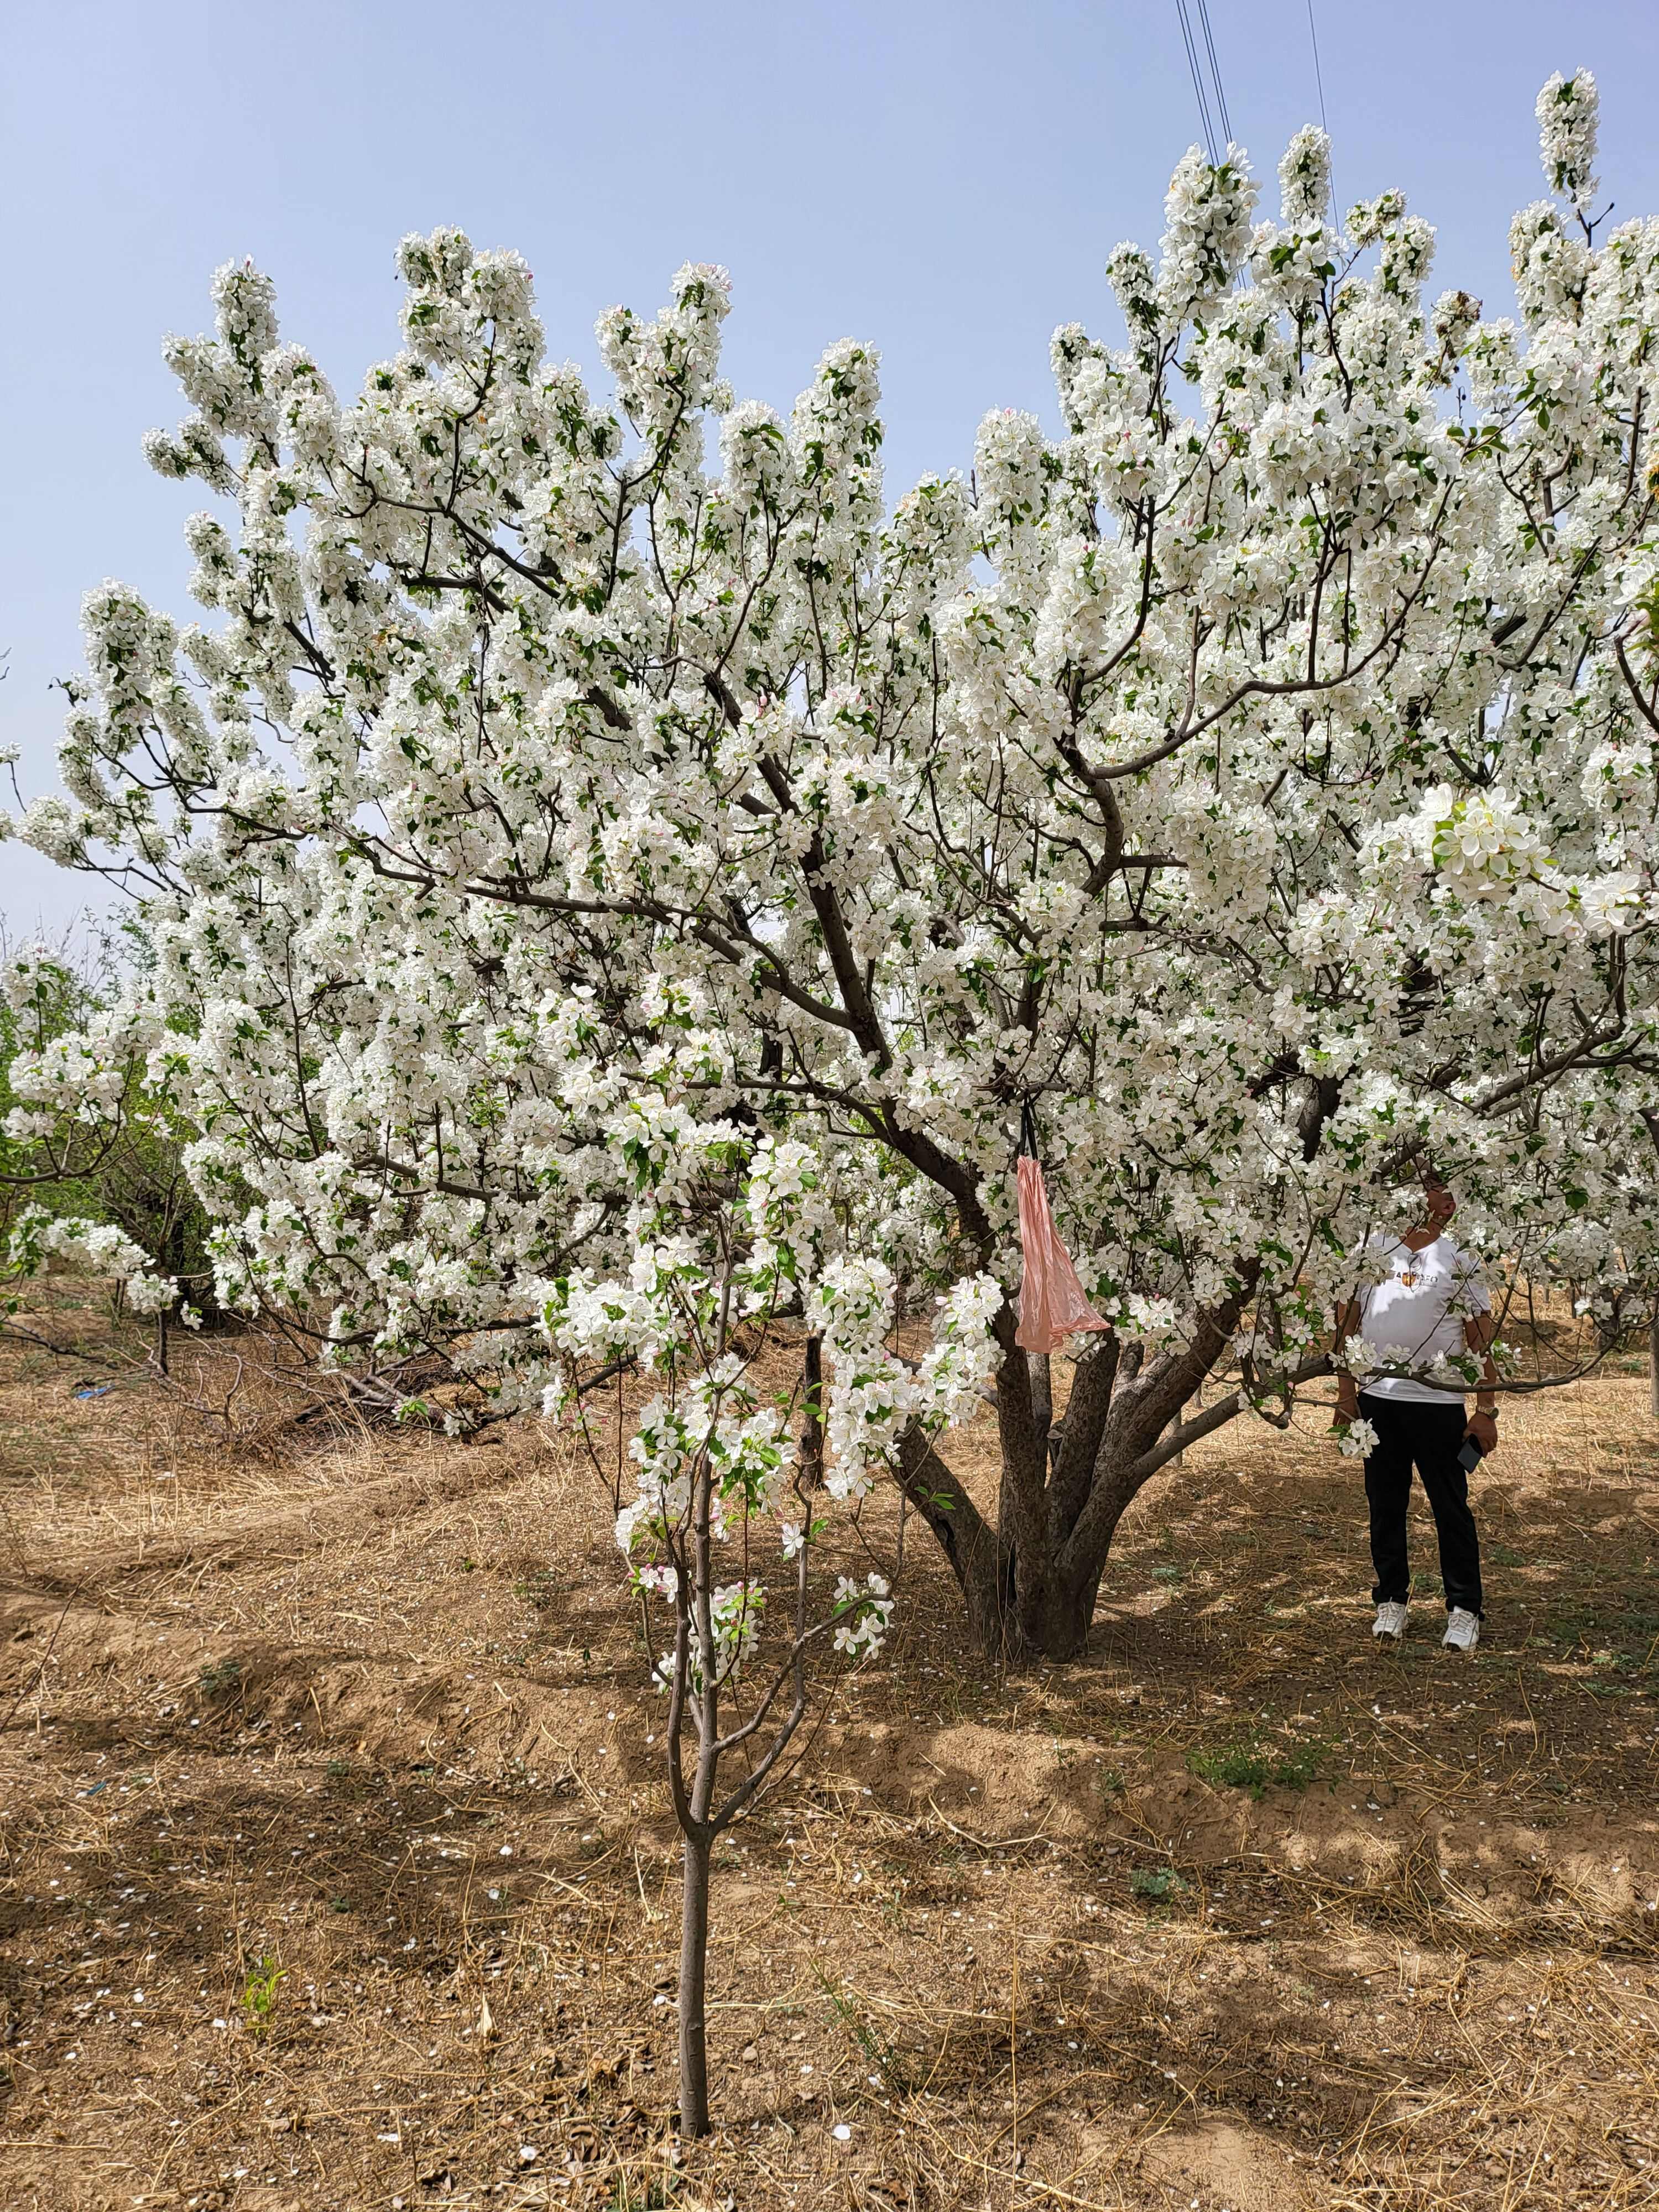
[[0, 1289, 1655, 2208]]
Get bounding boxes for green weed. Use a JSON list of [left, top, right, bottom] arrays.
[[606, 2176, 674, 2212], [242, 1954, 286, 2034], [514, 1567, 565, 1609], [815, 1965, 908, 2092], [1186, 1732, 1326, 1799]]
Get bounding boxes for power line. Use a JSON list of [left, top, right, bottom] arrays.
[[1305, 0, 1337, 218], [1173, 0, 1219, 163], [1173, 0, 1235, 164], [1172, 0, 1248, 295], [1194, 0, 1233, 147], [1305, 0, 1329, 137]]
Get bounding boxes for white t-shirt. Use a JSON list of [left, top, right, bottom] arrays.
[[1354, 1234, 1490, 1406]]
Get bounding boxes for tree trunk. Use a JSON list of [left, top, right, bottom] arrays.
[[1028, 1352, 1052, 1458], [801, 1332, 824, 1487], [1651, 1311, 1659, 1421], [674, 1432, 720, 2138], [894, 1422, 1017, 1656], [677, 1827, 712, 2137], [903, 1280, 1264, 1664], [959, 1551, 1020, 1657], [1019, 1571, 1102, 1662]]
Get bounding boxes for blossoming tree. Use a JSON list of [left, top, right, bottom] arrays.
[[8, 69, 1658, 1682], [1, 937, 224, 1374]]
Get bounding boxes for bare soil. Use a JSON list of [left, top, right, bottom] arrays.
[[2, 1279, 1656, 2211]]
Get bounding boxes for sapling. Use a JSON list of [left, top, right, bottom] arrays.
[[543, 1128, 995, 2133]]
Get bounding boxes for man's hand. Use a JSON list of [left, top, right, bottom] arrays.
[[1463, 1317, 1501, 1463]]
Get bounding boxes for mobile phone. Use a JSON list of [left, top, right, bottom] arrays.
[[1457, 1436, 1484, 1473]]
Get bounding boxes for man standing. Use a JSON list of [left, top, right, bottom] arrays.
[[1334, 1174, 1500, 1652]]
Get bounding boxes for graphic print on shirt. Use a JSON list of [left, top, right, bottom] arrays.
[[1351, 1234, 1491, 1407]]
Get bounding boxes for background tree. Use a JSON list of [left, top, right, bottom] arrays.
[[7, 70, 1657, 1665], [2, 932, 216, 1361]]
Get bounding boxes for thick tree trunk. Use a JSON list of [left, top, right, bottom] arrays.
[[1018, 1570, 1103, 1661], [894, 1423, 1017, 1656], [993, 1329, 1049, 1587], [1650, 1311, 1659, 1422], [1028, 1352, 1052, 1457], [903, 1277, 1273, 1664], [678, 1828, 712, 2137]]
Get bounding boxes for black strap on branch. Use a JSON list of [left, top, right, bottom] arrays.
[[1019, 1097, 1040, 1162]]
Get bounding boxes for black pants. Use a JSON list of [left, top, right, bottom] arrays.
[[1359, 1393, 1483, 1616]]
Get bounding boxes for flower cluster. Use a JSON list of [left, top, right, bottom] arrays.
[[831, 1574, 894, 1657], [6, 1206, 177, 1316], [806, 1262, 1001, 1497], [1337, 1418, 1380, 1462], [1536, 70, 1599, 216]]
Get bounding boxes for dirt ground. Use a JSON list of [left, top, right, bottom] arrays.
[[2, 1281, 1656, 2212]]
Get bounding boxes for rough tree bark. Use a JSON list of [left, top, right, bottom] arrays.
[[895, 1267, 1329, 1663], [1638, 1117, 1659, 1421]]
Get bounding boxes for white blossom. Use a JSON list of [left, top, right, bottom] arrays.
[[1537, 70, 1599, 216]]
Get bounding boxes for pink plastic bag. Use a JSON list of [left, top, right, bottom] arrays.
[[1014, 1154, 1111, 1354]]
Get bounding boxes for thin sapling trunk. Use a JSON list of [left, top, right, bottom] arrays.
[[613, 1238, 893, 2137]]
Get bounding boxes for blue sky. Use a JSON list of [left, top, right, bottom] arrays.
[[5, 0, 1657, 936]]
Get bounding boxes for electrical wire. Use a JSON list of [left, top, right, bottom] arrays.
[[1173, 0, 1219, 162], [1306, 0, 1329, 137], [1305, 0, 1337, 217], [1173, 0, 1248, 292], [1194, 0, 1234, 147]]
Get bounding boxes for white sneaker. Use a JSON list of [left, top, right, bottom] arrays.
[[1373, 1601, 1408, 1642], [1442, 1607, 1480, 1652]]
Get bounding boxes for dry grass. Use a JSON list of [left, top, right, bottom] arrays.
[[1, 1275, 1656, 2211]]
